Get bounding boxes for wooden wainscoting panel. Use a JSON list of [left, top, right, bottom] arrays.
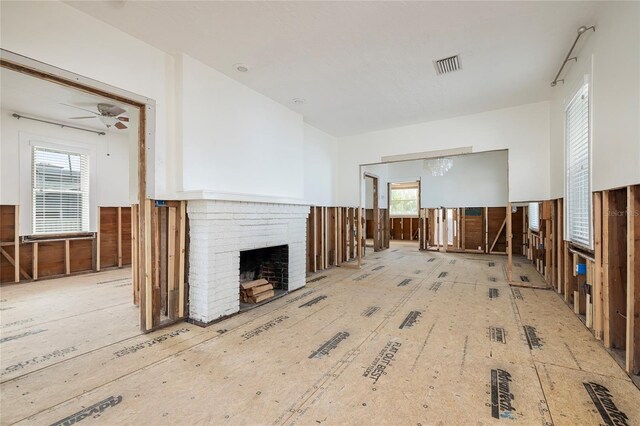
[[487, 207, 507, 253], [603, 189, 628, 350], [121, 207, 132, 265], [100, 207, 119, 268], [37, 241, 65, 278], [69, 239, 94, 273], [463, 208, 484, 252]]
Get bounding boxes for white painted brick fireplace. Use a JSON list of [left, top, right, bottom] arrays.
[[187, 200, 310, 324]]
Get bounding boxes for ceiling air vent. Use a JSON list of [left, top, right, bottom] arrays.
[[434, 55, 461, 75]]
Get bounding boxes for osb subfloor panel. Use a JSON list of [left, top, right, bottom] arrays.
[[2, 246, 639, 425], [0, 269, 140, 383], [510, 255, 548, 288]]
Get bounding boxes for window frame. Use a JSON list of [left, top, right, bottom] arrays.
[[389, 181, 420, 218], [564, 76, 593, 250], [19, 133, 97, 237], [31, 146, 90, 235]]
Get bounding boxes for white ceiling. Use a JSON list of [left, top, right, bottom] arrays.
[[66, 1, 602, 136], [1, 67, 132, 134]]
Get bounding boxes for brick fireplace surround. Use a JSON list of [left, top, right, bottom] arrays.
[[187, 200, 309, 324]]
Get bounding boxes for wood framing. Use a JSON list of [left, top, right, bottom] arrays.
[[460, 208, 466, 250], [518, 186, 640, 382], [0, 205, 133, 283], [487, 207, 507, 254], [132, 204, 140, 305], [14, 205, 19, 282], [488, 189, 638, 380], [563, 241, 571, 303], [117, 207, 123, 268], [357, 207, 363, 267], [507, 204, 513, 282], [603, 189, 628, 350], [556, 199, 564, 294], [549, 200, 556, 289], [594, 192, 603, 339], [306, 207, 317, 273], [32, 242, 38, 281], [626, 185, 639, 374], [371, 176, 381, 252], [489, 218, 506, 253], [306, 206, 360, 273]]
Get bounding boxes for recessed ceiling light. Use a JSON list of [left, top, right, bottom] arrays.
[[234, 63, 249, 73], [292, 98, 305, 105]]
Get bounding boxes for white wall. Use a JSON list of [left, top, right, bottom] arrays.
[[360, 163, 389, 209], [303, 123, 337, 205], [8, 1, 634, 212], [2, 2, 340, 206], [0, 1, 175, 199], [549, 2, 640, 197], [177, 54, 305, 201], [382, 150, 508, 208], [0, 109, 130, 234], [337, 101, 550, 206], [365, 178, 374, 209]]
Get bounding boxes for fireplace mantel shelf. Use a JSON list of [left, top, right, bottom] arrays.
[[176, 190, 310, 206]]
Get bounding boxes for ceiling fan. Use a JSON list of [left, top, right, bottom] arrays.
[[61, 102, 129, 130]]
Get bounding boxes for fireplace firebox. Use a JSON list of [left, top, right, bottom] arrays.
[[239, 245, 289, 291]]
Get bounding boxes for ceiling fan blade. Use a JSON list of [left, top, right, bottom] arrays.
[[98, 103, 126, 116], [111, 106, 126, 116], [60, 103, 99, 115], [69, 116, 96, 120], [114, 121, 128, 130], [117, 116, 129, 122]]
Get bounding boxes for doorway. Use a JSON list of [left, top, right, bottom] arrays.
[[0, 50, 184, 342], [363, 173, 388, 254]]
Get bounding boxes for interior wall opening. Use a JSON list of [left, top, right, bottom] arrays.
[[359, 149, 510, 258]]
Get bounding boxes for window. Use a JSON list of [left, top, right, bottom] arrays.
[[389, 182, 419, 217], [528, 202, 540, 232], [565, 82, 591, 248], [32, 146, 89, 234]]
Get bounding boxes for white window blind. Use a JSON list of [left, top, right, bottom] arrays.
[[528, 202, 540, 231], [32, 146, 89, 234], [565, 83, 591, 248]]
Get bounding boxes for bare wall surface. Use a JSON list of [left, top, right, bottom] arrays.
[[304, 123, 337, 206], [0, 108, 131, 233], [1, 3, 339, 205], [4, 1, 634, 208], [549, 1, 640, 197], [0, 1, 175, 199], [178, 55, 305, 201], [360, 163, 389, 209], [382, 150, 508, 208], [338, 102, 551, 206]]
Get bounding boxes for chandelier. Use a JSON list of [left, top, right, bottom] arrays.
[[424, 157, 453, 176]]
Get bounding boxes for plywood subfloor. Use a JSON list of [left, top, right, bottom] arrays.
[[510, 255, 548, 288], [0, 268, 140, 383], [1, 245, 638, 425]]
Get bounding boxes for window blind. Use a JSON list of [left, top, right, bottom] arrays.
[[528, 202, 540, 231], [565, 83, 591, 248], [32, 146, 89, 234]]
